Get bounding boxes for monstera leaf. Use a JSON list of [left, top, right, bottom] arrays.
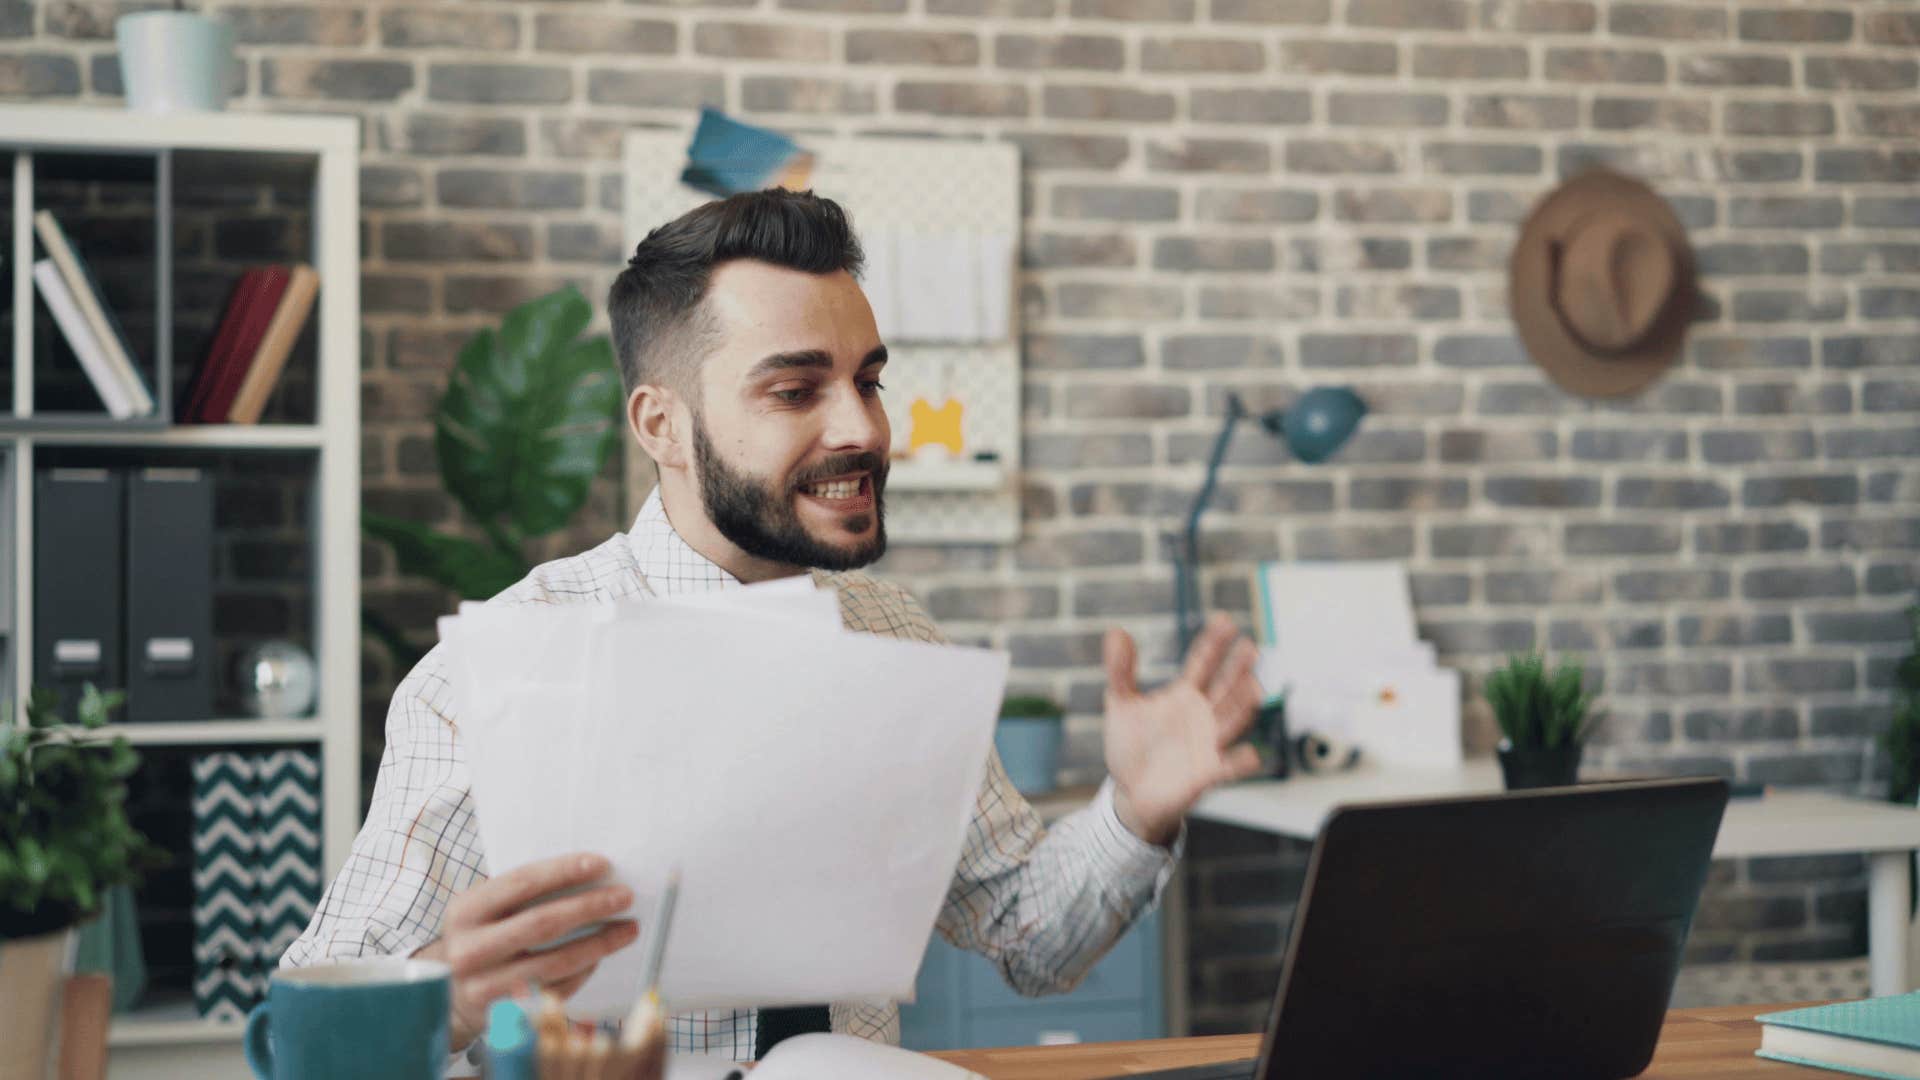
[[362, 513, 529, 601], [435, 286, 624, 542]]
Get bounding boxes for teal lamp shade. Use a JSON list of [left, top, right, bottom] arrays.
[[1263, 386, 1368, 464]]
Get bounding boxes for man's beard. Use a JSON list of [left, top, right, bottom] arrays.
[[692, 417, 888, 572]]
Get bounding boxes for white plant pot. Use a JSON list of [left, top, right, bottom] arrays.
[[114, 11, 233, 114], [0, 927, 78, 1080]]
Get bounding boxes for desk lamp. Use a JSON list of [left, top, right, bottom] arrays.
[[1174, 386, 1367, 656]]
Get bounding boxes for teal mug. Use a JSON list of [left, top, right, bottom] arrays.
[[245, 959, 452, 1079]]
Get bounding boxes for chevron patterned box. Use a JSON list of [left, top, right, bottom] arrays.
[[191, 750, 324, 1019], [191, 753, 259, 1021], [254, 749, 322, 979]]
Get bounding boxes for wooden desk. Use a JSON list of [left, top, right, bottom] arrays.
[[927, 1003, 1826, 1078]]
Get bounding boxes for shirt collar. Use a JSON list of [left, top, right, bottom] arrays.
[[625, 488, 743, 596]]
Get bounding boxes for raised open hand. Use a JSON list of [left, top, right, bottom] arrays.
[[1102, 613, 1265, 845]]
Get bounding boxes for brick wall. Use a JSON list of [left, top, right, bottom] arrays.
[[6, 0, 1915, 1034]]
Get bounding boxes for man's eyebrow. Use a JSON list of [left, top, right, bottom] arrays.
[[744, 350, 833, 380], [744, 346, 889, 380]]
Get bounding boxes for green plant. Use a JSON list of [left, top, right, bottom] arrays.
[[1484, 652, 1597, 751], [0, 686, 163, 939], [999, 695, 1066, 721], [362, 286, 624, 669], [1883, 604, 1920, 806]]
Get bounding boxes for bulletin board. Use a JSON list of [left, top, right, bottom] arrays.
[[622, 129, 1023, 544]]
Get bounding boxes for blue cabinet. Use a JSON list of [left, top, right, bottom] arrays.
[[899, 910, 1164, 1052]]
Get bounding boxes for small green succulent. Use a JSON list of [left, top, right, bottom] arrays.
[[1485, 652, 1597, 751]]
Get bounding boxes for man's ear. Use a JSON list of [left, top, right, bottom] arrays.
[[628, 384, 689, 470]]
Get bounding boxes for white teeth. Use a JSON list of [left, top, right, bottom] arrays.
[[806, 479, 861, 499]]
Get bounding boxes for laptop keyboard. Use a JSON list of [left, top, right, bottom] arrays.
[[1112, 1058, 1258, 1080]]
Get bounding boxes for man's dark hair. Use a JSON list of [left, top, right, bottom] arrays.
[[608, 188, 865, 399]]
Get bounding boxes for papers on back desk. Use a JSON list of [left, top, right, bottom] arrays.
[[436, 578, 1010, 1018], [1251, 561, 1463, 769]]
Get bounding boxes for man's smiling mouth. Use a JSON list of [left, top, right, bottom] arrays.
[[801, 473, 871, 501]]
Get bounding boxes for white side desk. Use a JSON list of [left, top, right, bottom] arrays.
[[1191, 758, 1920, 998]]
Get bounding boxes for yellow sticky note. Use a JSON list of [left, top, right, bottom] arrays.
[[909, 398, 964, 457]]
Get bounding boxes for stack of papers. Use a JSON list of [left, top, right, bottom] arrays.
[[436, 578, 1009, 1018], [860, 229, 1014, 344], [1251, 562, 1461, 769]]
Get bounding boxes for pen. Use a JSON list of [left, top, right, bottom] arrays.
[[638, 869, 680, 998], [611, 868, 679, 1077], [620, 868, 679, 1046]]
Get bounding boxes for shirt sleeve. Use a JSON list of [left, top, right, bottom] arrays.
[[938, 753, 1181, 997], [839, 578, 1181, 997], [280, 645, 487, 969]]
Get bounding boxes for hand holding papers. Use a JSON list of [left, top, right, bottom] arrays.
[[437, 579, 1010, 1019]]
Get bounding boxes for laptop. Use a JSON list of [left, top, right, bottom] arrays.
[[1126, 776, 1729, 1080]]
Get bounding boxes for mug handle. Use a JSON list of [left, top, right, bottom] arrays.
[[244, 1001, 273, 1079]]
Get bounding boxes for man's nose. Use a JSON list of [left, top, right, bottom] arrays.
[[823, 387, 887, 453]]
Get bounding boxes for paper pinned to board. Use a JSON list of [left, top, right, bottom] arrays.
[[438, 578, 1009, 1017], [894, 231, 980, 343]]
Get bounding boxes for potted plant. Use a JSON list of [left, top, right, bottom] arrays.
[[1484, 652, 1598, 790], [115, 2, 235, 114], [1, 686, 162, 1080], [362, 286, 622, 670], [994, 695, 1066, 796]]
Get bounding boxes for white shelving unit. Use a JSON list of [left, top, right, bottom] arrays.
[[0, 105, 360, 1079]]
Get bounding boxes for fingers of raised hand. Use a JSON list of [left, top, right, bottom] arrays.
[[1207, 637, 1258, 706], [1218, 744, 1263, 785], [1104, 627, 1140, 701], [1179, 614, 1239, 690]]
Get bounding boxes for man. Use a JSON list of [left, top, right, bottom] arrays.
[[286, 189, 1264, 1060]]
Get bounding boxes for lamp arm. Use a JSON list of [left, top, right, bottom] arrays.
[[1176, 394, 1246, 656]]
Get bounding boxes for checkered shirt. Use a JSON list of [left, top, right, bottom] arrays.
[[284, 489, 1179, 1061]]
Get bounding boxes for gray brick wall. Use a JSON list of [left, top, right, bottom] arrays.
[[7, 0, 1914, 1036]]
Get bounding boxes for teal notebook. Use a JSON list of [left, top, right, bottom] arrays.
[[1756, 994, 1920, 1080]]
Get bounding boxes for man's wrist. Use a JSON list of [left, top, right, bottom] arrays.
[[1110, 784, 1180, 848]]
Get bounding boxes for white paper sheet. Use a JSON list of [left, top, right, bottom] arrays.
[[860, 228, 901, 340], [894, 231, 980, 342], [441, 583, 1010, 1018], [973, 232, 1015, 343], [665, 1035, 986, 1080], [1348, 666, 1462, 768], [1254, 561, 1418, 652]]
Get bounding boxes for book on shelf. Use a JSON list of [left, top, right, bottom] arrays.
[[32, 210, 155, 418], [228, 265, 319, 425], [1757, 993, 1920, 1079], [32, 259, 136, 418], [182, 264, 316, 425], [181, 268, 273, 423]]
